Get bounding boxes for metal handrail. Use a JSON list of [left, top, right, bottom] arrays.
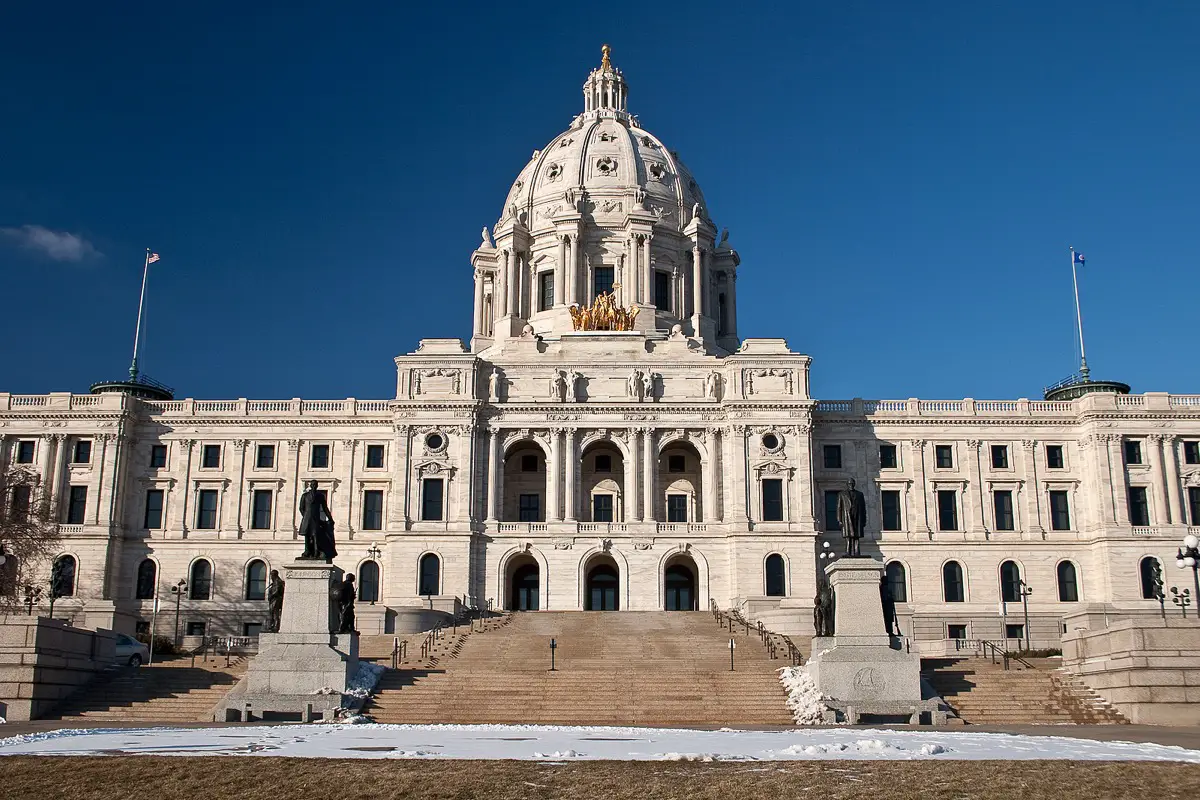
[[710, 599, 802, 665]]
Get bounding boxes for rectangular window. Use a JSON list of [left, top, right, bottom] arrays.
[[196, 489, 219, 529], [881, 490, 902, 531], [993, 490, 1015, 531], [654, 270, 671, 310], [243, 623, 263, 638], [824, 489, 841, 531], [1185, 441, 1200, 465], [362, 490, 383, 530], [310, 444, 330, 469], [521, 454, 538, 472], [66, 486, 87, 525], [255, 444, 275, 469], [761, 479, 783, 522], [937, 490, 958, 531], [365, 444, 385, 468], [668, 455, 686, 473], [1049, 490, 1071, 531], [1005, 624, 1024, 641], [539, 271, 554, 312], [251, 490, 273, 530], [16, 441, 35, 464], [518, 493, 540, 522], [593, 266, 614, 299], [201, 444, 221, 469], [990, 445, 1008, 469], [421, 479, 443, 521], [1190, 487, 1200, 526], [72, 440, 91, 464], [935, 445, 953, 469], [11, 485, 32, 516], [186, 621, 206, 637], [1124, 440, 1142, 465], [592, 494, 613, 522], [1128, 486, 1150, 526], [947, 624, 967, 640], [150, 444, 168, 469], [879, 444, 897, 469], [666, 494, 688, 523], [594, 454, 612, 473], [1045, 444, 1065, 469], [144, 489, 164, 529], [823, 445, 842, 469]]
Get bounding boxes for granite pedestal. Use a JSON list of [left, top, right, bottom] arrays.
[[218, 559, 358, 722], [806, 558, 943, 724]]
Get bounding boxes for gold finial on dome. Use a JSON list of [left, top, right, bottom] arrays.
[[601, 44, 612, 70]]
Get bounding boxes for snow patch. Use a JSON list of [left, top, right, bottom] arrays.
[[343, 661, 386, 701], [533, 750, 582, 759], [778, 665, 830, 725]]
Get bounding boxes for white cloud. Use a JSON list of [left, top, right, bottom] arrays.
[[0, 225, 101, 262]]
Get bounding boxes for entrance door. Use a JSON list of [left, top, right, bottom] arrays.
[[586, 564, 619, 611], [664, 564, 696, 611], [511, 564, 540, 611]]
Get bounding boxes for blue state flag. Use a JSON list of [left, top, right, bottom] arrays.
[[1072, 251, 1085, 266]]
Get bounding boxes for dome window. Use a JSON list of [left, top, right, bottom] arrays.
[[596, 156, 617, 177], [648, 163, 666, 182]]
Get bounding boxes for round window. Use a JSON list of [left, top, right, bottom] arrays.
[[762, 433, 780, 450], [426, 433, 444, 451]]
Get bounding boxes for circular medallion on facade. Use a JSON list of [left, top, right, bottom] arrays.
[[852, 667, 885, 698], [761, 430, 784, 455], [596, 156, 617, 176], [544, 163, 563, 183], [424, 432, 447, 454]]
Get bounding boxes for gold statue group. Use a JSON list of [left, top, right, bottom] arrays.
[[569, 285, 639, 331]]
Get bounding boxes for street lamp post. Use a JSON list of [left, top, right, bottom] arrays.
[[23, 584, 43, 616], [170, 579, 187, 646], [1170, 586, 1193, 619], [366, 543, 382, 605], [1151, 559, 1167, 621], [1017, 580, 1034, 652], [1177, 533, 1200, 605]]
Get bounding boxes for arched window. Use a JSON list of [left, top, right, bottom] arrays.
[[764, 554, 785, 597], [1000, 560, 1022, 603], [1057, 561, 1079, 602], [418, 553, 440, 597], [51, 555, 77, 598], [0, 553, 18, 597], [1139, 556, 1162, 600], [942, 561, 965, 603], [886, 561, 908, 603], [189, 559, 212, 600], [245, 560, 267, 601], [359, 560, 380, 603], [135, 559, 157, 600]]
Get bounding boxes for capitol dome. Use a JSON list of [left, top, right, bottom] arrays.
[[471, 46, 740, 354]]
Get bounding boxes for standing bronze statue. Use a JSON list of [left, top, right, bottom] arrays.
[[880, 575, 900, 636], [335, 574, 357, 634], [298, 481, 337, 562], [813, 580, 835, 637], [837, 478, 868, 557], [265, 569, 285, 633]]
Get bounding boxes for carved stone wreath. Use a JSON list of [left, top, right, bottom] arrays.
[[544, 163, 563, 183], [647, 163, 668, 182], [596, 156, 617, 176], [423, 430, 449, 455], [760, 429, 785, 456]]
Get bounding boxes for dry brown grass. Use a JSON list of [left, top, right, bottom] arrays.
[[0, 757, 1198, 800]]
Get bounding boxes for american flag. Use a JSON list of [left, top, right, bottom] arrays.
[[148, 252, 160, 264]]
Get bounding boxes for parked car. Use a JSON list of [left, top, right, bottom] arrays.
[[114, 633, 150, 667]]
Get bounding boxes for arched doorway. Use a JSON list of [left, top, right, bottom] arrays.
[[508, 556, 540, 611], [585, 560, 619, 611], [664, 557, 697, 611]]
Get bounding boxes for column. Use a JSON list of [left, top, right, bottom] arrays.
[[1148, 434, 1169, 525], [473, 270, 485, 335], [510, 250, 522, 319], [498, 250, 511, 317], [568, 234, 579, 305], [910, 440, 931, 533], [727, 426, 749, 523], [702, 429, 719, 522], [49, 433, 68, 509], [628, 236, 639, 303], [642, 427, 656, 522], [691, 245, 702, 321], [625, 430, 639, 521], [1106, 435, 1130, 526], [727, 272, 739, 339], [555, 236, 566, 306], [641, 235, 653, 305], [548, 429, 562, 521], [966, 439, 986, 533], [178, 440, 194, 534], [1165, 435, 1186, 526], [485, 429, 501, 522], [232, 439, 248, 532], [564, 428, 578, 522], [1020, 440, 1044, 534]]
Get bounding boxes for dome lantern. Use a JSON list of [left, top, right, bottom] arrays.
[[582, 44, 628, 116]]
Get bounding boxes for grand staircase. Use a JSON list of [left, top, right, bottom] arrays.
[[364, 611, 797, 727], [42, 654, 247, 723], [923, 656, 1128, 725]]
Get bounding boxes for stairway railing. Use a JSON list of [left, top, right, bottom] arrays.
[[955, 638, 1034, 671], [710, 599, 803, 665]]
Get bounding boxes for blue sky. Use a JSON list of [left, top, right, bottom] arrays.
[[2, 2, 1197, 401]]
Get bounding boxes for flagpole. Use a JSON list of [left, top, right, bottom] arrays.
[[129, 248, 152, 381], [1070, 246, 1089, 382]]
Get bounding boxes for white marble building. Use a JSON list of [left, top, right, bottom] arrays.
[[1, 49, 1195, 646]]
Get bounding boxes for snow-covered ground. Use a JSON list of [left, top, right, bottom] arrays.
[[0, 724, 1198, 762]]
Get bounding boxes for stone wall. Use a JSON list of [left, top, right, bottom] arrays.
[[1061, 612, 1200, 725], [0, 615, 116, 721]]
